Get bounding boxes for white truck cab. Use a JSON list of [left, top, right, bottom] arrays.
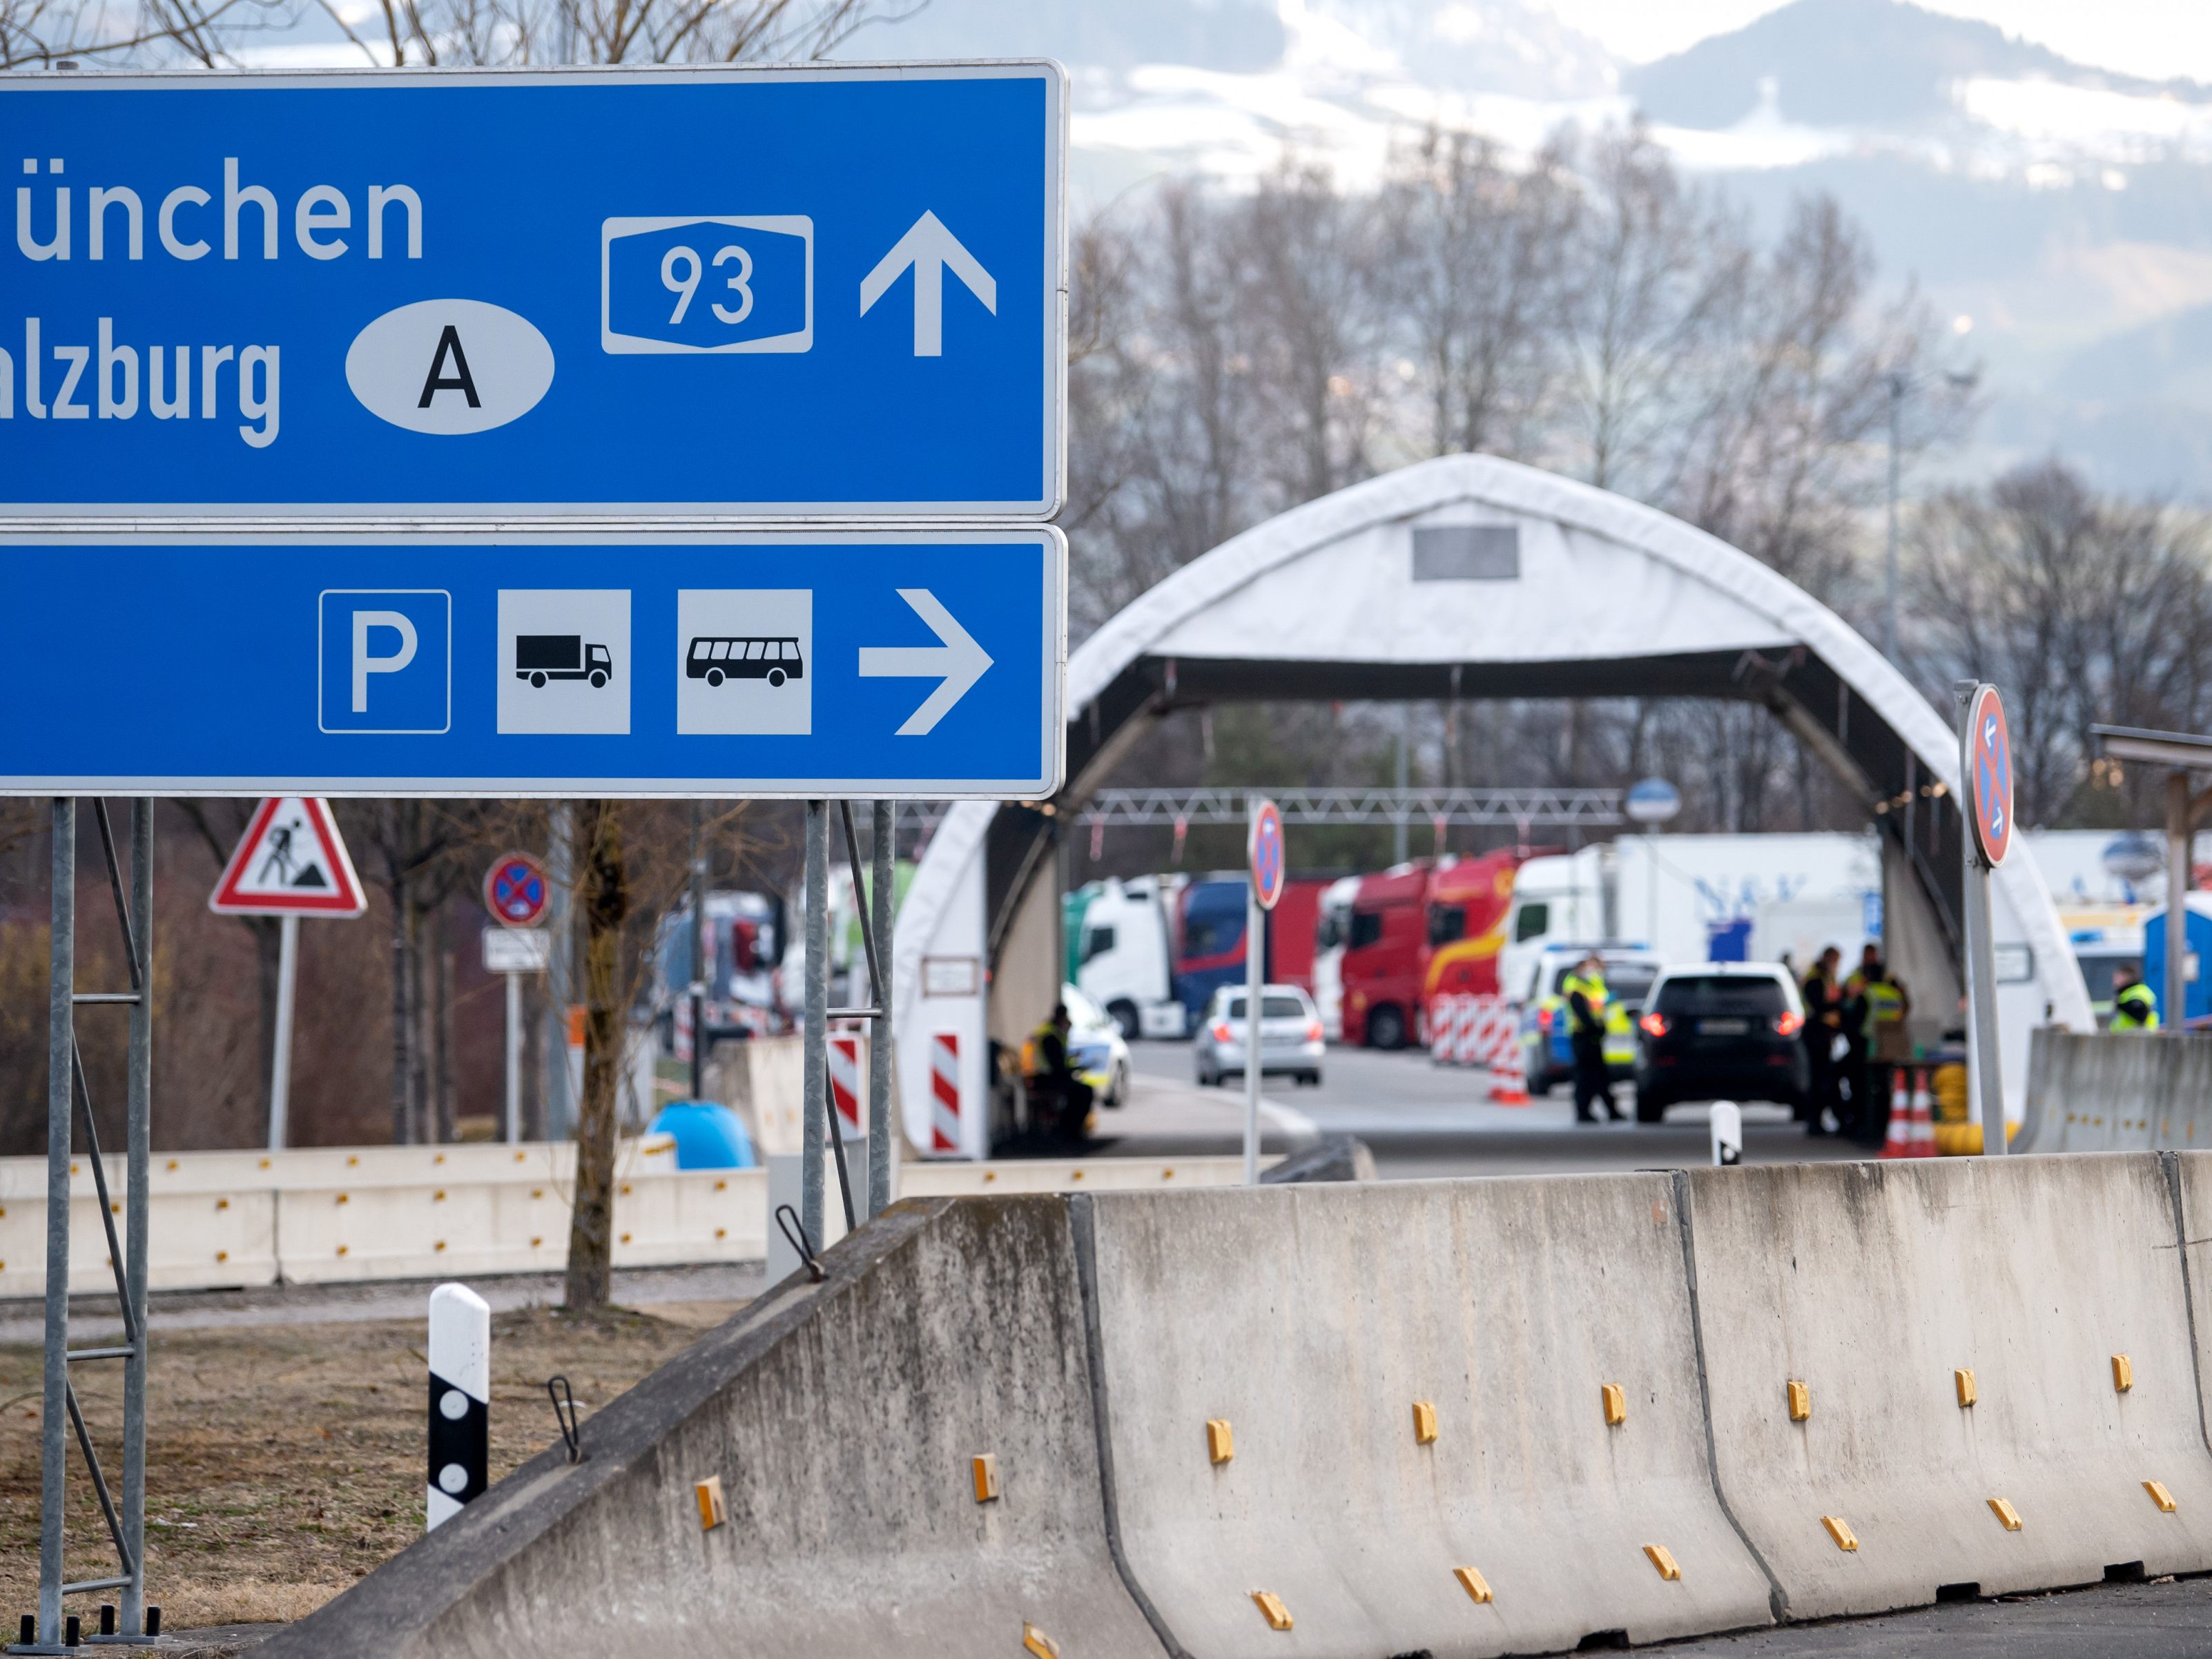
[[1076, 875, 1190, 1040]]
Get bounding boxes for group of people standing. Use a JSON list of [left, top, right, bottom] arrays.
[[1798, 944, 1910, 1145]]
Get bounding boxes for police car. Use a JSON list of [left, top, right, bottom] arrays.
[[1519, 946, 1662, 1096]]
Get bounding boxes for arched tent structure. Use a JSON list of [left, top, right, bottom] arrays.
[[893, 455, 2090, 1155]]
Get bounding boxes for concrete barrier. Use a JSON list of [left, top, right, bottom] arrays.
[[2024, 1028, 2212, 1152], [251, 1196, 1169, 1659], [0, 1153, 1252, 1297], [1076, 1177, 1778, 1656], [1686, 1154, 2212, 1618]]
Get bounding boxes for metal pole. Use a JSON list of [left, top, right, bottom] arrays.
[[503, 971, 523, 1143], [1957, 687, 2007, 1156], [2170, 770, 2191, 1036], [266, 913, 299, 1151], [122, 798, 151, 1637], [802, 802, 830, 1249], [688, 801, 707, 1101], [1884, 373, 1903, 664], [543, 803, 575, 1141], [1243, 880, 1263, 1186], [869, 800, 895, 1219], [1393, 707, 1410, 865], [39, 799, 75, 1645]]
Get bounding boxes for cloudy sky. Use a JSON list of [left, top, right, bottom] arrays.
[[1544, 0, 2212, 80]]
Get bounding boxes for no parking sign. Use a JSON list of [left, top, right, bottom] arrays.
[[484, 852, 550, 928], [1248, 798, 1286, 911], [1966, 685, 2013, 869]]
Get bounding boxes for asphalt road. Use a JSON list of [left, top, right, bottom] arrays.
[[1114, 1037, 1868, 1178]]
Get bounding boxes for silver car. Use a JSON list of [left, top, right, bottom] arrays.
[[1194, 984, 1326, 1088]]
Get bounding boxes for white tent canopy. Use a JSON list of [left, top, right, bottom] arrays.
[[894, 456, 2090, 1156]]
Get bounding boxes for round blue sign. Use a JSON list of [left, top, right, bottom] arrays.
[[1249, 799, 1287, 911], [485, 851, 550, 926], [1967, 685, 2013, 868]]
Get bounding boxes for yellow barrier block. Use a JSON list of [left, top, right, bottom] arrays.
[[1954, 1368, 1977, 1408], [1787, 1379, 1810, 1422], [972, 1454, 999, 1503], [1412, 1401, 1439, 1445], [1453, 1566, 1493, 1604], [1821, 1515, 1858, 1552], [1988, 1497, 2021, 1531], [1602, 1383, 1627, 1426], [694, 1476, 726, 1531], [1252, 1591, 1293, 1631], [1643, 1544, 1681, 1581], [1207, 1419, 1234, 1464], [2146, 1480, 2177, 1514]]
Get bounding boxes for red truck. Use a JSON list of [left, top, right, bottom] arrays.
[[1337, 850, 1523, 1049]]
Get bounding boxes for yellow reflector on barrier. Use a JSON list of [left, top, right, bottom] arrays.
[[1602, 1384, 1627, 1426], [2146, 1479, 2177, 1513], [1207, 1419, 1234, 1464], [2114, 1355, 2135, 1393], [1787, 1380, 1810, 1422], [1252, 1591, 1293, 1630], [1955, 1368, 1978, 1408], [1821, 1515, 1858, 1551], [972, 1454, 999, 1503], [1988, 1497, 2021, 1531], [1453, 1566, 1493, 1604], [1643, 1544, 1681, 1581], [1413, 1401, 1438, 1444], [694, 1476, 726, 1531], [1022, 1623, 1060, 1658]]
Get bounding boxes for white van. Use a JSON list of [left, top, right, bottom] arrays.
[[1076, 875, 1190, 1040]]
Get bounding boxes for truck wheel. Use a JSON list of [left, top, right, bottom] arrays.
[[1107, 1000, 1141, 1041], [1367, 1005, 1406, 1050], [589, 670, 607, 688], [707, 668, 724, 687], [768, 668, 787, 687], [530, 671, 547, 688]]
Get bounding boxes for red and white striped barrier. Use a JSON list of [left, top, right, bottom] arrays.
[[1426, 995, 1520, 1070], [828, 1034, 864, 1141], [929, 1032, 962, 1154]]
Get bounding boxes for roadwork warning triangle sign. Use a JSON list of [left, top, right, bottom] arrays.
[[208, 797, 367, 917]]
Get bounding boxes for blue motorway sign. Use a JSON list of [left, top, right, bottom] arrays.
[[0, 528, 1065, 797], [0, 66, 1064, 517]]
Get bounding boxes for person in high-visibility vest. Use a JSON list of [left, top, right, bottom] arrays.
[[1563, 954, 1620, 1123], [2113, 980, 2162, 1031], [1026, 1004, 1094, 1143], [1845, 946, 1911, 1149]]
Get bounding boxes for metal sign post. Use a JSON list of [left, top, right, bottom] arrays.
[[1245, 798, 1286, 1186], [1957, 682, 2014, 1156], [0, 65, 1067, 520]]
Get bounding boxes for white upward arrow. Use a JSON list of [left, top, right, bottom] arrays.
[[858, 211, 998, 357], [857, 589, 994, 736]]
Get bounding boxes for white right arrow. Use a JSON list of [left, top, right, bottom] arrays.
[[857, 589, 994, 736], [859, 211, 998, 357]]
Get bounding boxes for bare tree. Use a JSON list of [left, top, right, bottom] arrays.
[[316, 0, 909, 68]]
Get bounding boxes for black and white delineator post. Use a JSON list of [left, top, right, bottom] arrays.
[[427, 1284, 490, 1530], [1709, 1100, 1743, 1167]]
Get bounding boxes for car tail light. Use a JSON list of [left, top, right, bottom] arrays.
[[1212, 1022, 1232, 1042], [1306, 1020, 1323, 1042], [1638, 1012, 1668, 1038], [1774, 1011, 1805, 1037]]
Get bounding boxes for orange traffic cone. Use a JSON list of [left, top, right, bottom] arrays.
[[1909, 1070, 1938, 1158], [1488, 1018, 1531, 1105], [1879, 1070, 1912, 1159]]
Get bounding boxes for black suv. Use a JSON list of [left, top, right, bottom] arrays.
[[1632, 964, 1810, 1123]]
